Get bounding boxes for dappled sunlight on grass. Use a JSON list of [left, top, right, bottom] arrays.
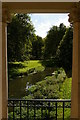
[[8, 60, 45, 79]]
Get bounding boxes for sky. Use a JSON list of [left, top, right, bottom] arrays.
[[30, 13, 70, 38]]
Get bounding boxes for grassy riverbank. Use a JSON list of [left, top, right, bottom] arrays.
[[8, 68, 72, 119], [24, 68, 72, 99], [8, 60, 45, 79], [23, 68, 72, 119]]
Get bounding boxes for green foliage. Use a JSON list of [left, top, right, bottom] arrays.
[[44, 23, 66, 59], [7, 14, 44, 62], [25, 68, 71, 119], [42, 25, 73, 76], [7, 13, 73, 119], [56, 26, 73, 75], [27, 68, 67, 99], [8, 15, 73, 76], [31, 35, 44, 60], [7, 14, 35, 62], [60, 78, 72, 99], [8, 68, 72, 119]]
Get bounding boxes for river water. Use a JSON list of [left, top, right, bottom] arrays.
[[8, 67, 54, 98]]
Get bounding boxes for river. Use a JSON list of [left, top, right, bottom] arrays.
[[8, 67, 54, 98]]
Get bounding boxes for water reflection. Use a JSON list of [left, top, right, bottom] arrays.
[[8, 67, 54, 98]]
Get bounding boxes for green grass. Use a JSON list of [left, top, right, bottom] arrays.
[[26, 68, 72, 99], [17, 60, 44, 73], [8, 60, 45, 79], [24, 68, 72, 118], [8, 68, 72, 119], [8, 60, 72, 119], [60, 77, 72, 99]]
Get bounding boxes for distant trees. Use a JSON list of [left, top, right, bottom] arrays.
[[7, 14, 73, 75], [43, 23, 73, 75], [32, 35, 44, 60], [7, 14, 44, 62], [44, 23, 66, 59], [56, 26, 73, 73], [7, 14, 35, 62]]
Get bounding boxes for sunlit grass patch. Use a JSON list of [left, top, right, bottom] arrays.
[[8, 60, 45, 79]]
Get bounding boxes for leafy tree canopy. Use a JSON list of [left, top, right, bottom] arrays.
[[32, 35, 44, 60], [44, 23, 66, 59], [56, 26, 73, 75], [7, 14, 35, 62]]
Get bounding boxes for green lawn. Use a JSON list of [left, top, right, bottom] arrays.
[[8, 60, 45, 79]]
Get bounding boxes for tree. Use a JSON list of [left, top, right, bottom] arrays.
[[7, 14, 35, 62], [56, 26, 73, 74], [44, 23, 66, 59], [32, 35, 44, 59]]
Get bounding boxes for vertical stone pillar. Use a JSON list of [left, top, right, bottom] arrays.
[[0, 7, 11, 120], [2, 21, 8, 119], [0, 1, 2, 120], [69, 3, 80, 119]]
